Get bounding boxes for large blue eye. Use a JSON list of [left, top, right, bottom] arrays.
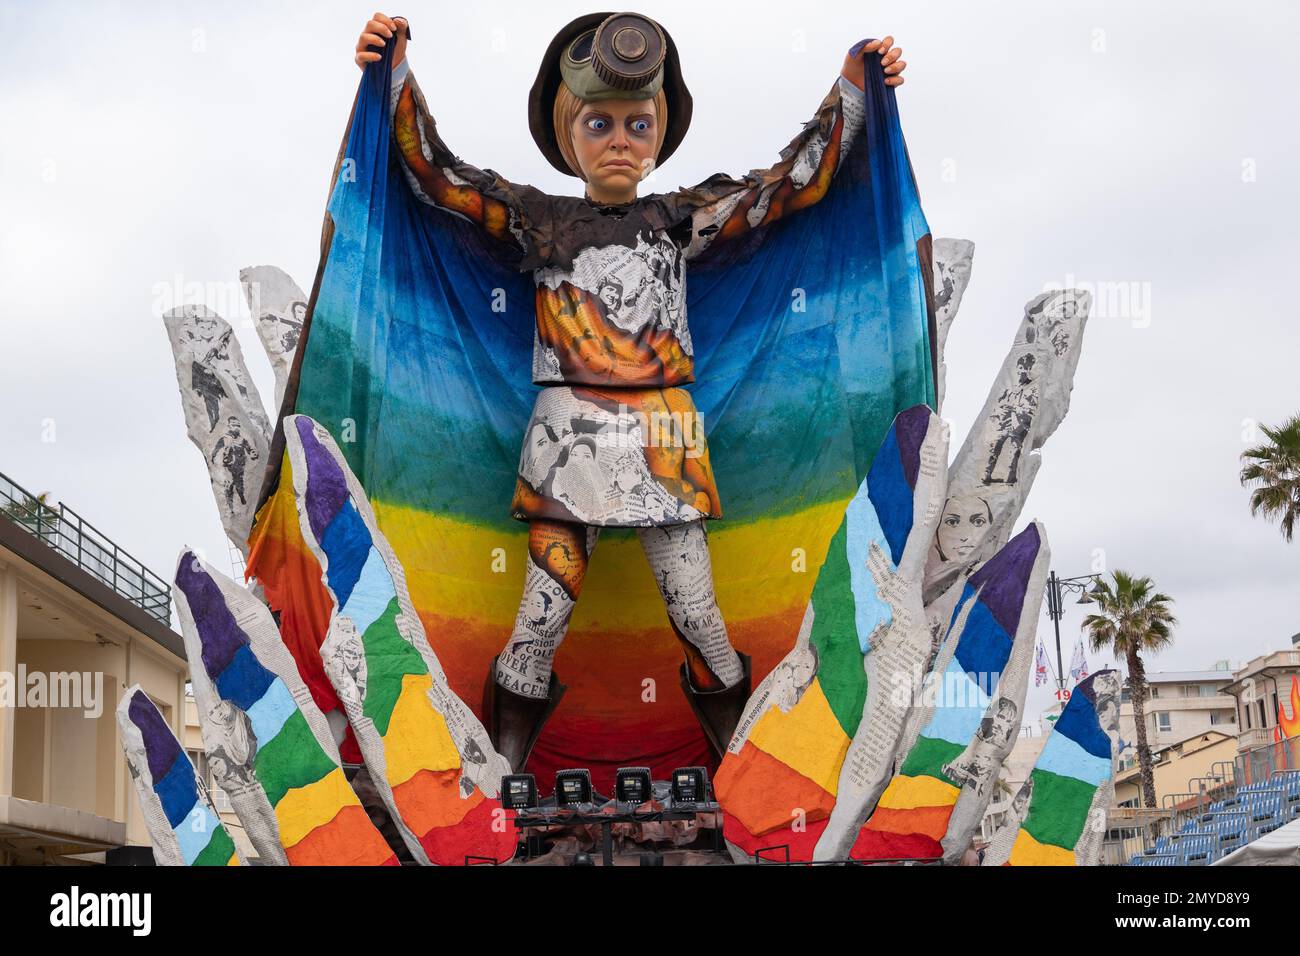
[[586, 117, 608, 132], [631, 119, 650, 134]]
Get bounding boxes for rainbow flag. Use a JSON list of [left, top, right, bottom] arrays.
[[853, 522, 1048, 861], [985, 669, 1120, 865], [283, 415, 515, 865], [173, 550, 397, 865], [716, 405, 946, 861], [116, 686, 240, 866], [249, 36, 936, 792]]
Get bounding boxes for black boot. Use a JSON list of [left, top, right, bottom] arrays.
[[679, 653, 752, 763], [483, 664, 567, 773]]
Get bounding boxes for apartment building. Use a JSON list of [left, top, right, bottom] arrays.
[[1220, 638, 1300, 754], [0, 470, 186, 864], [1117, 665, 1238, 762]]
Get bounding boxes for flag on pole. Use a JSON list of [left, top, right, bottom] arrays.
[[1069, 639, 1089, 685], [1034, 640, 1049, 687]]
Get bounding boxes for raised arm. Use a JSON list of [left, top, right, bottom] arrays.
[[671, 38, 906, 262], [356, 13, 541, 262]]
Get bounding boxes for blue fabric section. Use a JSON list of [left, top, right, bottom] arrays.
[[1035, 728, 1111, 786], [153, 751, 198, 829], [1055, 681, 1113, 760], [953, 598, 1013, 679], [922, 658, 993, 745], [844, 478, 891, 654], [341, 546, 398, 635], [214, 644, 276, 714], [174, 804, 224, 865], [244, 677, 296, 750], [867, 423, 912, 565], [317, 500, 372, 608]]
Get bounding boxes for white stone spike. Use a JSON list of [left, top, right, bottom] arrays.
[[921, 288, 1091, 656], [238, 265, 309, 412], [163, 305, 272, 555], [931, 238, 976, 413]]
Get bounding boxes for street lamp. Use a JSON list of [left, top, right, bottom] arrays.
[[1044, 571, 1102, 697]]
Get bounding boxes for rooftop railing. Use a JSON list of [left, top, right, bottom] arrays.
[[0, 469, 171, 624]]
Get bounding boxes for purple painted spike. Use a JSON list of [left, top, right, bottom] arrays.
[[293, 417, 349, 544], [175, 552, 248, 679], [893, 404, 931, 490], [129, 689, 182, 782], [967, 523, 1042, 636]]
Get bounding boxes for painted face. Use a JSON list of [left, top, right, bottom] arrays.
[[598, 283, 622, 311], [988, 700, 1018, 743], [937, 496, 992, 562], [524, 422, 559, 476], [571, 98, 658, 197]]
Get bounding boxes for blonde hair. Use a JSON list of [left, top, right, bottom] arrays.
[[553, 80, 669, 182]]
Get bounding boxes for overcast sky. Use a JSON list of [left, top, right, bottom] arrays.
[[2, 0, 1297, 723]]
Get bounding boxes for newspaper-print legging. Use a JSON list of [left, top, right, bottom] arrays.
[[493, 518, 744, 700]]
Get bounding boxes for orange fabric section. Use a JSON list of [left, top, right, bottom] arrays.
[[391, 767, 481, 834], [862, 803, 952, 840], [715, 740, 835, 837], [283, 804, 397, 866]]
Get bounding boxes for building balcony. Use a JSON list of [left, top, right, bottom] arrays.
[[1237, 728, 1279, 752], [0, 470, 170, 624]]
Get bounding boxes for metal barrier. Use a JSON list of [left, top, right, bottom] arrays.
[[1236, 734, 1300, 787], [0, 469, 171, 624]]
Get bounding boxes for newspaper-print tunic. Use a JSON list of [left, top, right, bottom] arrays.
[[390, 60, 868, 527]]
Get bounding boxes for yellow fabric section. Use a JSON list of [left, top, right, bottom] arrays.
[[383, 672, 461, 788], [226, 853, 241, 866], [747, 679, 851, 797], [272, 766, 358, 848], [372, 497, 850, 631], [875, 771, 960, 811], [1008, 828, 1077, 866]]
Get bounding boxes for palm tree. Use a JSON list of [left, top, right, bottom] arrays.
[[1081, 571, 1176, 809], [1240, 414, 1300, 542]]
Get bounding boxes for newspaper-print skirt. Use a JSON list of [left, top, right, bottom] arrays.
[[510, 385, 722, 527]]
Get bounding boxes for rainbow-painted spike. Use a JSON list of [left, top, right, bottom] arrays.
[[284, 414, 515, 866], [173, 550, 397, 866], [716, 406, 948, 862], [984, 669, 1121, 866], [853, 521, 1049, 862], [116, 686, 241, 866]]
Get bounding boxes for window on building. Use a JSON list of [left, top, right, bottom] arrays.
[[186, 749, 209, 788], [1259, 699, 1268, 728], [1199, 683, 1219, 698], [1245, 704, 1252, 730], [1149, 685, 1160, 699], [1156, 712, 1172, 732]]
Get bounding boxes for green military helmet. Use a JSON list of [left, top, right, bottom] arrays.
[[528, 12, 694, 178]]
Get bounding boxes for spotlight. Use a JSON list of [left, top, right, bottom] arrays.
[[554, 768, 593, 807], [500, 774, 538, 811], [670, 766, 710, 804], [615, 767, 652, 804]]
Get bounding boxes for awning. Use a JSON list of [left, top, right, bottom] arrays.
[[1214, 816, 1300, 866]]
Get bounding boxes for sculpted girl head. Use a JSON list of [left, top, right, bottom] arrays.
[[553, 82, 668, 204]]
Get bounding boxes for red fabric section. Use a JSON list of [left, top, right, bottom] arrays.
[[417, 792, 517, 866], [850, 826, 942, 862], [722, 811, 828, 863]]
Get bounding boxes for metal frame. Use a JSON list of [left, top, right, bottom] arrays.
[[0, 469, 170, 623]]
